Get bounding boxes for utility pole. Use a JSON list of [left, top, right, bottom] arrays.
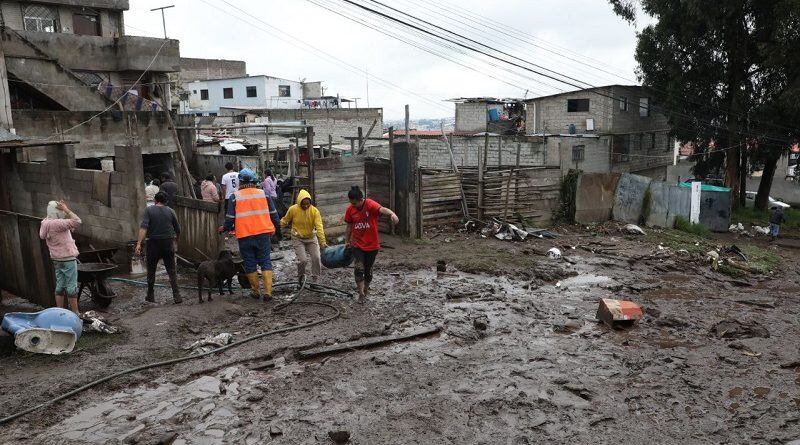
[[365, 67, 370, 108], [151, 5, 175, 39]]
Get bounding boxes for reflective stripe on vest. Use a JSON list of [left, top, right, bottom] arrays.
[[233, 188, 275, 239]]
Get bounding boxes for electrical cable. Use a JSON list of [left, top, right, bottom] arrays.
[[0, 280, 348, 426], [325, 0, 796, 144]]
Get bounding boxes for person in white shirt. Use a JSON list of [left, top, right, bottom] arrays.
[[220, 162, 239, 210]]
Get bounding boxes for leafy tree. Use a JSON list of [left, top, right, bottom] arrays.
[[609, 0, 800, 210]]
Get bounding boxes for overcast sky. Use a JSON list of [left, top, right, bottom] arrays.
[[125, 0, 646, 120]]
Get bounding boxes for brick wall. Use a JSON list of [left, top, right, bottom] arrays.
[[266, 108, 383, 145], [179, 58, 246, 82], [4, 144, 146, 245], [526, 89, 615, 134]]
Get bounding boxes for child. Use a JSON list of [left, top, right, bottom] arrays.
[[769, 206, 785, 241]]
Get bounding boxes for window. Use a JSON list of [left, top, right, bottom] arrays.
[[192, 90, 197, 94], [639, 97, 650, 117], [567, 98, 590, 113], [572, 145, 585, 162], [200, 89, 209, 100], [246, 86, 257, 98], [73, 12, 101, 36], [278, 85, 291, 97], [223, 88, 233, 99], [614, 135, 631, 162], [23, 5, 59, 33], [619, 96, 628, 111]]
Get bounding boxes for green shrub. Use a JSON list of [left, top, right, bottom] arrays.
[[554, 169, 580, 224], [674, 215, 711, 237]]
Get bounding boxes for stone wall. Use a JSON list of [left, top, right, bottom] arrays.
[[4, 143, 146, 245]]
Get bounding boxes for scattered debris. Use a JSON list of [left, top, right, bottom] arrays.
[[1, 308, 83, 355], [472, 314, 489, 331], [547, 248, 562, 260], [726, 245, 748, 262], [753, 225, 770, 236], [729, 223, 746, 233], [436, 260, 447, 272], [187, 333, 234, 354], [297, 326, 441, 359], [710, 319, 770, 339], [328, 430, 351, 443], [733, 299, 776, 309], [624, 224, 646, 236], [707, 250, 720, 270], [596, 298, 643, 329], [81, 311, 119, 334], [527, 228, 559, 239]]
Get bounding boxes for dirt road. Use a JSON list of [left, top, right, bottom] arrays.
[[1, 226, 799, 444]]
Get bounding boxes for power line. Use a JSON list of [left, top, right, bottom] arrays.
[[204, 0, 453, 115], [328, 0, 794, 144]]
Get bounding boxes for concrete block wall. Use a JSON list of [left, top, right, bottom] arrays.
[[553, 136, 612, 175], [266, 108, 383, 145], [5, 144, 146, 245], [455, 103, 487, 133], [12, 110, 177, 160], [178, 58, 246, 82], [526, 89, 615, 135], [364, 136, 547, 169]]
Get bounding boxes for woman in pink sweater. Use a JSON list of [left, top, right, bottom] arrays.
[[39, 200, 82, 314]]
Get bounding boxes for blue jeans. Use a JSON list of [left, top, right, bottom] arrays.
[[238, 234, 272, 273], [53, 259, 78, 296], [770, 223, 780, 238]]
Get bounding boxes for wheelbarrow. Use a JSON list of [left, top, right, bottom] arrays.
[[77, 263, 117, 309]]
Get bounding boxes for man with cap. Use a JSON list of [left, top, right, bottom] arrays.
[[223, 168, 276, 300]]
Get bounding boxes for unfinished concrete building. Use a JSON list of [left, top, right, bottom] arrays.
[[0, 0, 185, 245], [525, 85, 675, 180]]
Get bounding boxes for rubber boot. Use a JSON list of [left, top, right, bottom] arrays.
[[246, 272, 261, 299], [262, 270, 273, 301], [169, 273, 182, 304]]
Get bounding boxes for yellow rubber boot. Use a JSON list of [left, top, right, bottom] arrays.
[[246, 272, 261, 299], [262, 270, 273, 301]]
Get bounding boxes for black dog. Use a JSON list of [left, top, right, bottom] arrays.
[[197, 250, 236, 303]]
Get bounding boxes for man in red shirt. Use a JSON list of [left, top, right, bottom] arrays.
[[344, 186, 399, 302]]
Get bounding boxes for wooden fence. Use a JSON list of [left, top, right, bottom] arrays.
[[312, 156, 366, 236], [0, 211, 55, 307], [173, 196, 222, 262], [462, 167, 561, 225], [420, 171, 465, 227]]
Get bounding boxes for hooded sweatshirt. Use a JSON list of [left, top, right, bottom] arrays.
[[280, 189, 326, 246], [40, 213, 81, 261]]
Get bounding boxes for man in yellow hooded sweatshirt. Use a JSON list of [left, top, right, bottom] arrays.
[[280, 189, 327, 284]]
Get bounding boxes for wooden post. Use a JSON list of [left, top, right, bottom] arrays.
[[388, 126, 396, 235], [357, 126, 363, 154], [404, 104, 410, 144], [307, 126, 315, 198], [327, 134, 332, 158], [478, 133, 487, 220], [288, 144, 296, 177], [350, 138, 355, 155], [162, 97, 196, 199], [357, 119, 378, 154], [442, 122, 468, 218]]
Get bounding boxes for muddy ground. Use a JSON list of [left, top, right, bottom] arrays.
[[1, 224, 800, 444]]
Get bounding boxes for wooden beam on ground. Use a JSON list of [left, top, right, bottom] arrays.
[[297, 325, 441, 359]]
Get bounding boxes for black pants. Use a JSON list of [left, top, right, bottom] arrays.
[[146, 238, 179, 297], [353, 248, 378, 284]]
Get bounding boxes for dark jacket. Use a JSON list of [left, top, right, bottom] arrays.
[[770, 208, 786, 225]]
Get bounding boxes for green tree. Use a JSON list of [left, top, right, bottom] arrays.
[[609, 0, 800, 210]]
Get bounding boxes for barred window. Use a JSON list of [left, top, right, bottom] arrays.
[[572, 145, 585, 161], [23, 5, 59, 33]]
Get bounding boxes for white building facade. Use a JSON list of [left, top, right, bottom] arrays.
[[180, 75, 303, 115]]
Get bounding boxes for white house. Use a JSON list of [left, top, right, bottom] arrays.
[[180, 75, 303, 115]]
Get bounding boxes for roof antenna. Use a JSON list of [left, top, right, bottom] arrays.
[[523, 89, 529, 99]]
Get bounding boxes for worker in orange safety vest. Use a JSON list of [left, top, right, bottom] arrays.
[[222, 168, 276, 300]]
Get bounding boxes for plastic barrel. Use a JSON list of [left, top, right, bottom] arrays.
[[320, 245, 354, 269]]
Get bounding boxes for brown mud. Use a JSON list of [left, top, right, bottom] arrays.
[[1, 228, 800, 444]]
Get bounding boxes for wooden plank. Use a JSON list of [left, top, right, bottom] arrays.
[[297, 326, 441, 359]]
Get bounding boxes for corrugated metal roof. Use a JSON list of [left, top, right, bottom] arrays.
[[0, 128, 24, 143]]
